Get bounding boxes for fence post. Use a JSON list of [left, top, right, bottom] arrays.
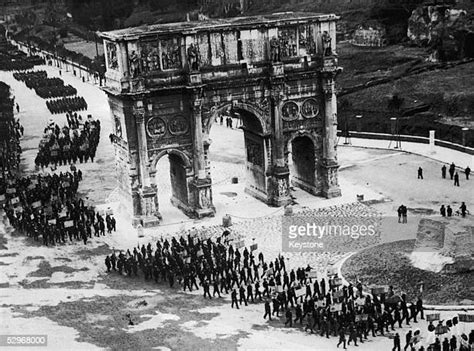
[[429, 130, 435, 154], [462, 127, 469, 146]]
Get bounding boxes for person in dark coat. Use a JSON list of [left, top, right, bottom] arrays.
[[337, 327, 347, 349], [272, 297, 280, 317], [440, 205, 446, 217], [239, 285, 248, 306], [447, 205, 453, 217], [449, 163, 455, 180], [231, 288, 239, 309], [105, 255, 111, 272], [416, 297, 424, 319], [441, 165, 447, 179], [284, 308, 293, 327], [454, 172, 460, 186], [294, 304, 303, 324], [404, 330, 412, 351], [203, 280, 212, 299], [442, 338, 450, 351], [263, 300, 271, 320], [393, 333, 401, 351], [418, 167, 423, 179]]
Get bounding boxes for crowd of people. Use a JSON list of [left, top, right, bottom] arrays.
[[13, 70, 77, 99], [34, 114, 101, 168], [103, 231, 472, 350], [1, 170, 116, 246], [46, 96, 88, 114], [0, 48, 43, 71]]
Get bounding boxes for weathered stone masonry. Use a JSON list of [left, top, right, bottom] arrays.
[[99, 12, 342, 227]]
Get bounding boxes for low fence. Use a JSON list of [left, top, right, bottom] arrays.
[[337, 130, 474, 156]]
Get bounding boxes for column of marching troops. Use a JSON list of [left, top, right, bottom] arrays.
[[35, 115, 100, 168], [1, 169, 116, 246], [103, 231, 474, 350], [13, 70, 77, 99], [13, 70, 88, 114]]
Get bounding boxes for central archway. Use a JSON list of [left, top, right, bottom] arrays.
[[205, 104, 270, 203]]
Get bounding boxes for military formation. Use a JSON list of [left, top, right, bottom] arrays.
[[103, 231, 474, 350], [35, 114, 100, 168], [1, 170, 115, 246], [13, 70, 77, 99], [46, 96, 88, 114]]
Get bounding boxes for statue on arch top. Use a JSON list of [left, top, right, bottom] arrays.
[[270, 36, 281, 62], [322, 31, 332, 56], [187, 43, 199, 71]]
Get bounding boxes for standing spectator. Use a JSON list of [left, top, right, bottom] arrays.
[[402, 205, 408, 224], [397, 205, 403, 223], [465, 166, 471, 180], [454, 172, 460, 187], [447, 205, 453, 217], [440, 205, 446, 217], [449, 163, 456, 180], [418, 167, 423, 179], [460, 202, 467, 217], [441, 165, 447, 179]]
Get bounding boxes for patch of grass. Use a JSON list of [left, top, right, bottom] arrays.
[[76, 244, 111, 259], [0, 253, 18, 257], [21, 294, 247, 350], [18, 279, 51, 289], [27, 260, 89, 278], [342, 239, 474, 305], [25, 256, 45, 261]]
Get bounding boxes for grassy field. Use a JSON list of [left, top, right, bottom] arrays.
[[337, 42, 474, 143], [342, 240, 474, 305]]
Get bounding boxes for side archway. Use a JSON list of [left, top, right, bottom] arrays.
[[286, 131, 320, 195], [149, 148, 194, 216]]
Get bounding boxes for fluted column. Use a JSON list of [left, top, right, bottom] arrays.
[[321, 72, 341, 198], [191, 94, 206, 180]]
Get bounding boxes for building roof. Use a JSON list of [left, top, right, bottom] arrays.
[[98, 12, 339, 41]]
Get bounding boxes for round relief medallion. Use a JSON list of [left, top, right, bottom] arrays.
[[146, 117, 166, 138], [301, 98, 319, 118], [168, 116, 189, 136], [281, 101, 299, 121]]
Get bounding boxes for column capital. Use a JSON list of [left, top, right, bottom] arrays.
[[134, 110, 145, 124], [270, 87, 285, 105], [322, 80, 335, 100]]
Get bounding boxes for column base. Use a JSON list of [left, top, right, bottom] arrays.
[[190, 178, 216, 219], [268, 166, 292, 207], [142, 216, 161, 228], [291, 178, 319, 196], [320, 159, 342, 199], [322, 186, 342, 199], [244, 185, 268, 203]]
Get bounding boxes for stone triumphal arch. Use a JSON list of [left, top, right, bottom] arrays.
[[99, 12, 342, 227]]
